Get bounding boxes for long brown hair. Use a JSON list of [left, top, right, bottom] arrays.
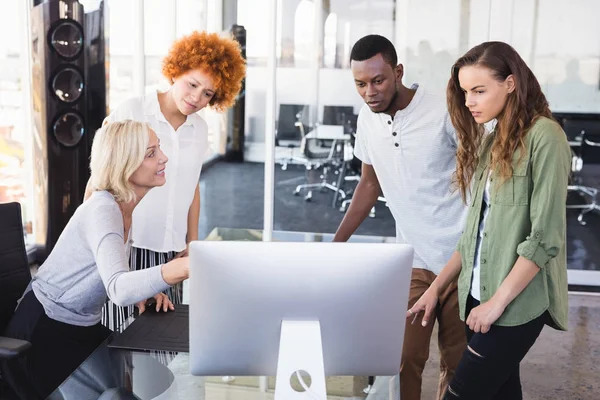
[[447, 41, 552, 203]]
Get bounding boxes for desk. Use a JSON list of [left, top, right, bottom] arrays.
[[305, 125, 351, 141], [50, 228, 397, 400]]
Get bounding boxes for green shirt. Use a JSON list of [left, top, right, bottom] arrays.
[[456, 117, 571, 330]]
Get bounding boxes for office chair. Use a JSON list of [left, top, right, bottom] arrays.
[[339, 193, 387, 218], [275, 104, 310, 170], [0, 203, 33, 399], [554, 113, 600, 225], [293, 122, 346, 202], [322, 105, 355, 126], [293, 110, 359, 204], [335, 129, 387, 216], [318, 105, 355, 149]]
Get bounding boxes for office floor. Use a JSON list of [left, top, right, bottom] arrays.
[[198, 161, 396, 240], [418, 293, 600, 399]]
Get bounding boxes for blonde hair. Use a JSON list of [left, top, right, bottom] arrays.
[[89, 120, 151, 203]]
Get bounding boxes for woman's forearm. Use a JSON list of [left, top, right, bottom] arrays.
[[161, 257, 189, 285], [492, 256, 540, 309], [431, 251, 463, 296]]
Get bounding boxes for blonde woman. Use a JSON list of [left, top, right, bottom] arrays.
[[88, 31, 246, 332], [1, 121, 189, 399]]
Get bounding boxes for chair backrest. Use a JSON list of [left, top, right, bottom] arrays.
[[276, 104, 309, 143], [0, 203, 32, 334], [322, 106, 355, 126], [553, 113, 600, 162]]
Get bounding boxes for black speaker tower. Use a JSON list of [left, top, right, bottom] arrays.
[[30, 0, 107, 259], [223, 24, 246, 162]]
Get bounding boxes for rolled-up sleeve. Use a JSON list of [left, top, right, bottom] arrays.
[[517, 130, 571, 268]]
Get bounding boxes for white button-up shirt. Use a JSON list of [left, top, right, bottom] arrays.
[[105, 93, 210, 253], [354, 84, 467, 275]]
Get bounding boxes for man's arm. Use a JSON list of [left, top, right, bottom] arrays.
[[333, 163, 381, 242]]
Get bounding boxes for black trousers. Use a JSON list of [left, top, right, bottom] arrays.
[[1, 291, 111, 400], [443, 296, 547, 400]]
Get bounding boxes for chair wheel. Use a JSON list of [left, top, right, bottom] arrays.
[[293, 190, 300, 196], [305, 192, 312, 201]]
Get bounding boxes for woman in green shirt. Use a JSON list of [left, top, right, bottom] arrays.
[[407, 41, 571, 399]]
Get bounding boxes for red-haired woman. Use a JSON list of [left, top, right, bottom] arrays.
[[408, 41, 570, 399], [90, 31, 246, 331]]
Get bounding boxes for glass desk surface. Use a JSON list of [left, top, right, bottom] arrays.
[[49, 228, 399, 400]]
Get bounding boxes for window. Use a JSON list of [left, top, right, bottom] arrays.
[[293, 0, 315, 68], [324, 13, 338, 68], [105, 0, 223, 158], [0, 1, 34, 240]]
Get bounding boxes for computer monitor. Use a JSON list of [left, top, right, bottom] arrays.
[[188, 241, 413, 378]]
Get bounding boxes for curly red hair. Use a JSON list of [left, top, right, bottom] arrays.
[[162, 31, 246, 112]]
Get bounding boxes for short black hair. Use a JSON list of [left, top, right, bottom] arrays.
[[350, 34, 398, 67]]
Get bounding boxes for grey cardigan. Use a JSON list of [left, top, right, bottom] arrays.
[[29, 191, 170, 326]]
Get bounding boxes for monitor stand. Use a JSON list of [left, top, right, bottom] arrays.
[[275, 320, 327, 400]]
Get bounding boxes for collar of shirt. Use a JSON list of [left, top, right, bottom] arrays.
[[143, 91, 197, 128], [392, 83, 424, 120]]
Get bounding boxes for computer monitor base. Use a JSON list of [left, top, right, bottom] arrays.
[[275, 320, 327, 400]]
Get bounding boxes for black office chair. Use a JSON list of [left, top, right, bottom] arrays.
[[320, 105, 355, 148], [275, 104, 310, 170], [0, 203, 33, 399], [336, 122, 387, 217], [323, 105, 354, 125], [554, 113, 600, 225]]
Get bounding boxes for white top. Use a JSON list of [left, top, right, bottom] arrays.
[[105, 93, 210, 252], [31, 191, 170, 326], [471, 172, 492, 300], [354, 84, 468, 275]]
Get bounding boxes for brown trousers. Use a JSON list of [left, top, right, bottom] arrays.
[[400, 268, 466, 400]]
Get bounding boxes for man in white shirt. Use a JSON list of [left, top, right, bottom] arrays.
[[333, 35, 468, 400]]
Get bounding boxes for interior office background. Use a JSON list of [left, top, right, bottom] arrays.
[[0, 0, 599, 270]]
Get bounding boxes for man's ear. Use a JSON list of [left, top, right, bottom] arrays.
[[506, 74, 516, 94], [395, 64, 404, 82]]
